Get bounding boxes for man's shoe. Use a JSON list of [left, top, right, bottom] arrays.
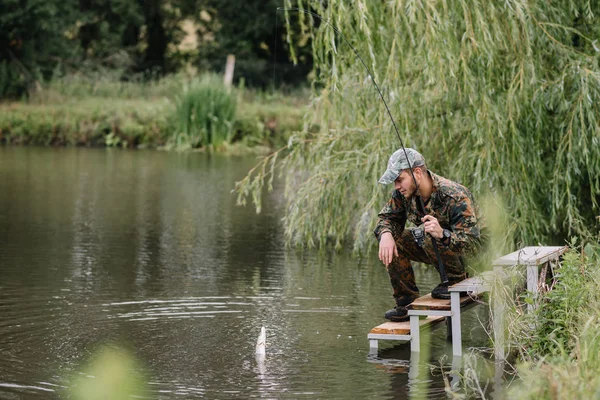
[[431, 283, 451, 299], [431, 282, 470, 299], [384, 305, 409, 322]]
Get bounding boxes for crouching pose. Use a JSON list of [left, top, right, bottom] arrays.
[[374, 148, 487, 321]]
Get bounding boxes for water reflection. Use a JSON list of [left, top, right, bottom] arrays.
[[0, 148, 494, 399], [368, 349, 465, 399]]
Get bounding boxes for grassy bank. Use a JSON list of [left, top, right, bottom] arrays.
[[0, 73, 307, 151], [508, 243, 600, 399], [457, 243, 600, 398]]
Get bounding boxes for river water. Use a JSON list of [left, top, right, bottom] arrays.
[[0, 148, 494, 399]]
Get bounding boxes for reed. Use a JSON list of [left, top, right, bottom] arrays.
[[168, 74, 237, 150], [457, 243, 600, 399]]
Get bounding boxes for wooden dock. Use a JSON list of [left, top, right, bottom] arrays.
[[368, 291, 482, 352], [407, 293, 479, 310], [368, 245, 568, 357]]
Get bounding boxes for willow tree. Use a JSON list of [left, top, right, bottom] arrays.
[[236, 0, 600, 250]]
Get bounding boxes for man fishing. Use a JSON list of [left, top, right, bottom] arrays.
[[374, 148, 487, 322]]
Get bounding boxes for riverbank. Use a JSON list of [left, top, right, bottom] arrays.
[[459, 243, 600, 398], [0, 74, 307, 151]]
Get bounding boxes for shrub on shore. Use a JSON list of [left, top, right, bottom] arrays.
[[0, 99, 171, 147], [455, 243, 600, 399], [0, 73, 306, 150], [507, 243, 600, 399], [168, 75, 236, 150]]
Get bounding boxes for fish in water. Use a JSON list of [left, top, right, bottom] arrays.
[[255, 326, 266, 355]]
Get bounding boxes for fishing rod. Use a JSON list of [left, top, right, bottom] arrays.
[[276, 7, 449, 284]]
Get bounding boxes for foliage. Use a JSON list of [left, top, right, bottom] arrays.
[[451, 244, 600, 399], [0, 73, 303, 150], [0, 98, 170, 147], [484, 242, 600, 362], [0, 61, 26, 99], [234, 88, 307, 148], [168, 74, 236, 149], [68, 346, 148, 400], [36, 70, 186, 101], [526, 241, 595, 356], [198, 0, 313, 88], [0, 0, 79, 97], [236, 0, 600, 250], [0, 0, 313, 99], [74, 0, 144, 66], [509, 244, 600, 399]]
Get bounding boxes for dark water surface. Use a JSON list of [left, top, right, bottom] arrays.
[[0, 148, 492, 399]]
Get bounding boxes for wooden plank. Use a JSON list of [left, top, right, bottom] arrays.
[[449, 270, 504, 292], [493, 246, 567, 266], [369, 315, 445, 335], [406, 293, 478, 310]]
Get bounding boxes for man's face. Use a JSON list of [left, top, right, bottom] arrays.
[[394, 170, 418, 198]]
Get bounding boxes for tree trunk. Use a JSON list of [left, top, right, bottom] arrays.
[[140, 0, 167, 75]]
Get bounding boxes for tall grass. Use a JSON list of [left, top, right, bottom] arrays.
[[454, 243, 600, 399], [507, 243, 600, 399], [0, 73, 305, 150], [34, 69, 184, 102], [168, 75, 237, 150], [0, 98, 171, 147]]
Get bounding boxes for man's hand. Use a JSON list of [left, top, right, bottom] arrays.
[[421, 215, 443, 239], [378, 232, 398, 266]]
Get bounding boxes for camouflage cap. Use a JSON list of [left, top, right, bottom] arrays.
[[378, 148, 426, 184]]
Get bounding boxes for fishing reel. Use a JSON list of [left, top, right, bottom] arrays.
[[411, 226, 426, 248]]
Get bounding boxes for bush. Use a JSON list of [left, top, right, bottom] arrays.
[[0, 73, 304, 151], [0, 61, 27, 99], [507, 244, 600, 399], [453, 244, 600, 399], [169, 74, 236, 149]]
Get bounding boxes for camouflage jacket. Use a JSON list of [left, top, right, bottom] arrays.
[[374, 171, 487, 257]]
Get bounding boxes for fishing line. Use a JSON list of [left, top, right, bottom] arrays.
[[274, 7, 449, 283]]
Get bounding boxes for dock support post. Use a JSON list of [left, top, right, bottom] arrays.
[[408, 351, 421, 393], [451, 292, 462, 356], [410, 316, 420, 352], [445, 317, 452, 339], [449, 355, 463, 391], [526, 265, 539, 313], [492, 291, 506, 360], [369, 339, 378, 352]]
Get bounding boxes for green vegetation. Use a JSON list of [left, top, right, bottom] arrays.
[[513, 243, 600, 399], [199, 0, 313, 88], [237, 0, 600, 249], [0, 0, 312, 98], [0, 98, 169, 147], [456, 243, 600, 399], [0, 73, 306, 150], [169, 74, 236, 149], [68, 346, 149, 400]]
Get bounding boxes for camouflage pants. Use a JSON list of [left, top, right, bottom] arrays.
[[386, 228, 467, 306]]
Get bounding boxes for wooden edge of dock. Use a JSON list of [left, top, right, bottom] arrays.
[[370, 291, 483, 335], [369, 315, 446, 335], [407, 292, 481, 310]]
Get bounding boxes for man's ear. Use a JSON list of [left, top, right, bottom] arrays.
[[413, 167, 422, 180]]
